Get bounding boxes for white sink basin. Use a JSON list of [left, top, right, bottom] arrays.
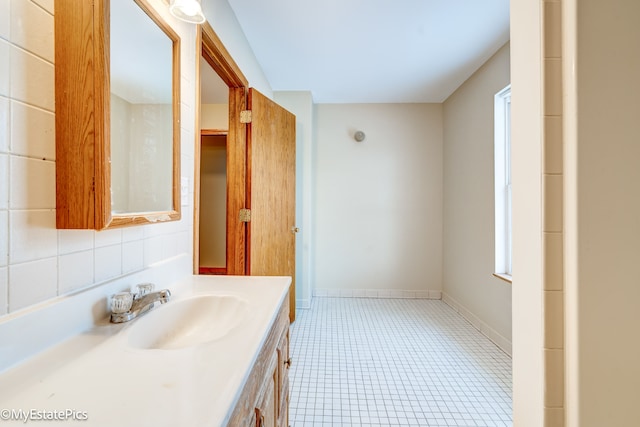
[[127, 295, 250, 350]]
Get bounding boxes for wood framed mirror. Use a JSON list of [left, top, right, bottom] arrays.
[[55, 0, 181, 230]]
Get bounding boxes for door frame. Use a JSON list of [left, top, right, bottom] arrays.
[[194, 22, 248, 275]]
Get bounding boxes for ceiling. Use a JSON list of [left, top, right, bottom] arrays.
[[222, 0, 510, 104]]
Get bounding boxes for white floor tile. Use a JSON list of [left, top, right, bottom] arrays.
[[289, 298, 512, 427]]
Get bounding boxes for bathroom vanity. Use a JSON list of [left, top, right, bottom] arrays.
[[0, 275, 291, 427], [227, 287, 290, 427]]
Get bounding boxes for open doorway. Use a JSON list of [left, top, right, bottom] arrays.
[[193, 23, 249, 277], [198, 56, 228, 275], [199, 132, 227, 274], [194, 23, 297, 321]]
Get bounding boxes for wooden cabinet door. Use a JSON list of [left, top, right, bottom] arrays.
[[247, 88, 296, 321], [254, 358, 277, 427], [276, 327, 290, 427]]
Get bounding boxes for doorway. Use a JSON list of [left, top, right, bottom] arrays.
[[199, 132, 227, 275], [194, 23, 249, 277], [194, 23, 297, 321], [198, 53, 229, 275], [193, 23, 298, 322]]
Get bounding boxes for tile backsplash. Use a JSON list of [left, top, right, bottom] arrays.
[[0, 0, 196, 318]]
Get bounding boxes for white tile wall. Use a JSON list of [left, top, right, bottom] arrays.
[[543, 1, 562, 59], [544, 349, 565, 407], [0, 267, 7, 315], [122, 240, 144, 274], [58, 250, 94, 294], [58, 230, 94, 255], [144, 236, 164, 267], [0, 3, 196, 318], [0, 97, 9, 152], [0, 0, 9, 41], [94, 229, 122, 248], [0, 211, 7, 266], [94, 245, 122, 283], [162, 231, 189, 260], [10, 0, 54, 63], [31, 0, 53, 15], [9, 210, 57, 264], [11, 101, 55, 159], [9, 156, 55, 209], [122, 227, 144, 242], [10, 45, 54, 111], [544, 116, 563, 174], [9, 257, 57, 311], [0, 40, 9, 97], [545, 408, 565, 427], [544, 291, 564, 349], [544, 59, 563, 117], [544, 174, 563, 232], [544, 232, 564, 291], [542, 1, 565, 422], [0, 154, 8, 209]]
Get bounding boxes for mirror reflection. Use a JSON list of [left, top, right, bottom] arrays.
[[110, 0, 174, 214]]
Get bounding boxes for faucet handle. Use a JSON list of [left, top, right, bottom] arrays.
[[111, 292, 133, 314], [136, 283, 155, 297]]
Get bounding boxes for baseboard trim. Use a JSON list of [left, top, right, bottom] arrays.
[[442, 292, 512, 357], [313, 288, 442, 300], [296, 298, 312, 310]]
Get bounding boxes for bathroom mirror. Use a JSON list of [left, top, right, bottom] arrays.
[[55, 0, 181, 230]]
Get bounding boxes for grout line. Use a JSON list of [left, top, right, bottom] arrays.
[[29, 0, 53, 17], [8, 39, 54, 67], [5, 96, 54, 116]]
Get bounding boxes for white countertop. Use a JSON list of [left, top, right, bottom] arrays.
[[0, 275, 291, 427]]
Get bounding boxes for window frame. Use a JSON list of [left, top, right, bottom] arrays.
[[494, 84, 512, 283]]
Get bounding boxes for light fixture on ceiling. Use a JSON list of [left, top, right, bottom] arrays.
[[169, 0, 206, 24]]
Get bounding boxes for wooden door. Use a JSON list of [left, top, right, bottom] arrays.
[[247, 88, 296, 321]]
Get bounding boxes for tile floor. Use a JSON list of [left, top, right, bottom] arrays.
[[289, 298, 512, 427]]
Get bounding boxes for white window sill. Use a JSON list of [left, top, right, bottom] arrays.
[[493, 273, 512, 284]]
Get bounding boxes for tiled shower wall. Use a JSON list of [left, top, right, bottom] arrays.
[[542, 0, 565, 425], [0, 0, 196, 318]]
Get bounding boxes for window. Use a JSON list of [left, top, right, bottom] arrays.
[[494, 85, 512, 282]]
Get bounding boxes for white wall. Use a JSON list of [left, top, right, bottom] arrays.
[[202, 0, 272, 98], [0, 0, 197, 318], [201, 104, 229, 130], [442, 43, 512, 354], [511, 0, 545, 424], [564, 0, 640, 425], [313, 104, 443, 296]]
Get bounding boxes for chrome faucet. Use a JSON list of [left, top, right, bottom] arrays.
[[110, 283, 171, 323]]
